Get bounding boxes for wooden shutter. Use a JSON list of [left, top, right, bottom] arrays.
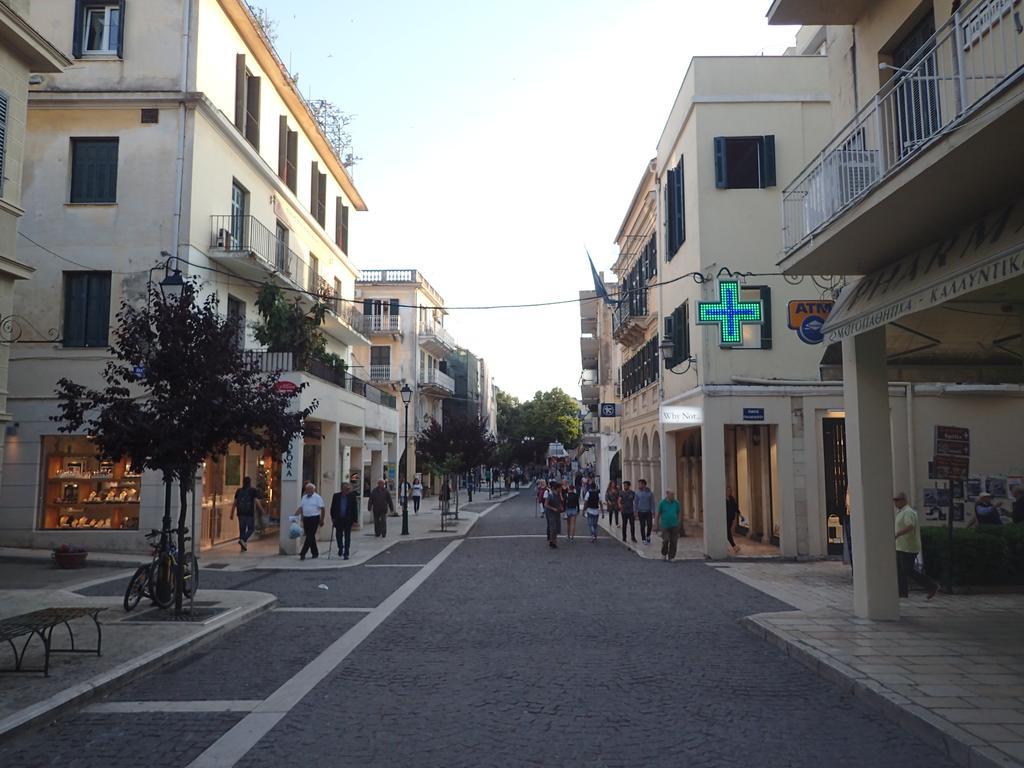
[[245, 74, 261, 149], [665, 166, 678, 259], [317, 172, 326, 226], [341, 203, 349, 253], [71, 139, 119, 203], [310, 161, 319, 220], [286, 130, 298, 191], [117, 0, 126, 58], [760, 135, 776, 188], [363, 299, 373, 315], [674, 156, 685, 247], [0, 93, 7, 198], [335, 197, 343, 247], [234, 54, 246, 130], [85, 273, 111, 346], [72, 0, 85, 58], [389, 298, 399, 316], [277, 116, 288, 179], [714, 137, 728, 188], [63, 273, 88, 347]]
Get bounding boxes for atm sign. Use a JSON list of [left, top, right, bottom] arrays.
[[787, 300, 835, 345]]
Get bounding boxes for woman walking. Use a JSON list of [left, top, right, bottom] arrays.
[[726, 487, 741, 554], [583, 482, 602, 542], [411, 477, 423, 514], [564, 482, 580, 541], [605, 480, 620, 526]]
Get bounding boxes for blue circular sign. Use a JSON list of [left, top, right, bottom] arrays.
[[798, 315, 826, 345]]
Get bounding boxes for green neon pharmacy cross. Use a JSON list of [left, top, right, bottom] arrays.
[[697, 280, 763, 346]]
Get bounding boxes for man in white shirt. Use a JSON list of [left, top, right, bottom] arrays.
[[297, 482, 325, 561]]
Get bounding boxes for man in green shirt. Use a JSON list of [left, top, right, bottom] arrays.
[[893, 491, 938, 599], [655, 490, 682, 561]]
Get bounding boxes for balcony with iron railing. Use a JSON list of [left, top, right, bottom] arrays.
[[780, 0, 1024, 268], [611, 286, 650, 347], [210, 215, 315, 292], [359, 314, 402, 335], [247, 350, 396, 409], [418, 367, 455, 395], [418, 321, 457, 355], [369, 364, 396, 383]]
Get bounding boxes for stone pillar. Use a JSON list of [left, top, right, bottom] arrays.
[[659, 430, 675, 506], [843, 327, 899, 621], [701, 416, 728, 558]]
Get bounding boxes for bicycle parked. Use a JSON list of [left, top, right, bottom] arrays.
[[123, 527, 199, 611]]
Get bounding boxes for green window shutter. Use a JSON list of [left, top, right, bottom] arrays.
[[674, 156, 685, 247], [117, 0, 126, 58], [277, 115, 288, 180], [234, 54, 246, 130], [72, 0, 85, 58], [85, 272, 111, 347], [71, 139, 119, 203], [63, 273, 88, 347], [714, 136, 728, 188], [761, 135, 776, 188], [665, 167, 677, 259]]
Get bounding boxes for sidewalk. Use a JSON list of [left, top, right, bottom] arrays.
[[0, 560, 274, 739], [596, 516, 781, 560], [720, 560, 1024, 768]]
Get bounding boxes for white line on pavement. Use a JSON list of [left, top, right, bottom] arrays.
[[470, 535, 548, 539], [85, 700, 262, 714], [364, 563, 427, 568], [186, 537, 464, 768], [271, 607, 372, 613]]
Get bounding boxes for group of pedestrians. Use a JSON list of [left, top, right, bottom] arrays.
[[537, 476, 684, 560]]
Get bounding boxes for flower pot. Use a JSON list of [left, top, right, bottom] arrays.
[[53, 551, 89, 569]]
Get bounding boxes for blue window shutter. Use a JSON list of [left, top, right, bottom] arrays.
[[72, 0, 85, 58], [0, 93, 8, 198], [63, 274, 87, 347], [85, 273, 111, 347], [761, 135, 776, 188], [714, 136, 728, 188], [117, 0, 126, 58]]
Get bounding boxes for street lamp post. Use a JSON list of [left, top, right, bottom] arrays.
[[400, 383, 413, 536]]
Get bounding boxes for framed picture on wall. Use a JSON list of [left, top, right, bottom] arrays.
[[966, 477, 982, 501], [225, 455, 242, 487], [987, 476, 1008, 499], [950, 479, 965, 500]]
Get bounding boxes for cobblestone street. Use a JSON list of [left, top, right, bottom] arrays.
[[0, 493, 959, 767]]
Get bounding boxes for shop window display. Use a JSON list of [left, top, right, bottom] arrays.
[[40, 435, 141, 530]]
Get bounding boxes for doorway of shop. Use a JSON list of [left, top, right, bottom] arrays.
[[822, 417, 849, 557], [724, 425, 780, 550]]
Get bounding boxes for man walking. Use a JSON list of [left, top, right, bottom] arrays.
[[635, 479, 655, 544], [543, 479, 564, 549], [368, 479, 394, 538], [619, 481, 638, 543], [893, 491, 938, 599], [296, 482, 325, 561], [330, 482, 359, 560], [229, 476, 265, 552], [656, 489, 682, 561], [583, 481, 602, 542]]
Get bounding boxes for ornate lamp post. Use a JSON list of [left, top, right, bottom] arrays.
[[400, 383, 413, 536]]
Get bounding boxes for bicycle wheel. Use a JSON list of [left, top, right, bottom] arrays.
[[151, 553, 174, 608], [181, 552, 199, 598], [123, 564, 150, 612]]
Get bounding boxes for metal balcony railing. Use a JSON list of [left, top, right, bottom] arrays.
[[781, 0, 1024, 254], [369, 364, 394, 382], [418, 321, 457, 351], [247, 351, 396, 409], [360, 314, 401, 334], [210, 215, 316, 291], [612, 287, 648, 334], [356, 269, 417, 283], [419, 367, 455, 393]]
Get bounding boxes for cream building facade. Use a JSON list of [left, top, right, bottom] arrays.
[[0, 1, 67, 501], [353, 268, 456, 489], [1, 0, 397, 554], [612, 161, 661, 499], [768, 0, 1024, 618], [579, 277, 620, 486]]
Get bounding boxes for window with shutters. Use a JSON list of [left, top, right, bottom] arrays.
[[63, 272, 111, 348], [714, 136, 776, 189], [234, 55, 260, 150], [230, 180, 248, 249], [0, 92, 8, 199], [664, 301, 690, 368], [370, 346, 391, 366], [227, 296, 245, 349], [665, 156, 685, 258], [335, 198, 349, 253], [278, 116, 298, 191], [310, 162, 326, 227], [308, 254, 319, 293], [74, 2, 123, 57], [70, 138, 119, 203], [620, 336, 660, 397], [274, 221, 290, 273]]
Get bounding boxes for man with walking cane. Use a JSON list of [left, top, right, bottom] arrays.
[[329, 482, 360, 560]]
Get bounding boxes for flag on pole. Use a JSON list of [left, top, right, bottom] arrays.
[[587, 249, 616, 306]]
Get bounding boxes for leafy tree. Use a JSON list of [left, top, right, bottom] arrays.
[[415, 413, 495, 477], [492, 388, 581, 467], [54, 279, 315, 614], [253, 283, 346, 377], [246, 4, 278, 45]]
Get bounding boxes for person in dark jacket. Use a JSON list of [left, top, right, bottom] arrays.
[[1013, 487, 1024, 524], [368, 479, 394, 537], [726, 487, 741, 554], [330, 482, 360, 559]]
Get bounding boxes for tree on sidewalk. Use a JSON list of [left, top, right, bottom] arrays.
[[54, 278, 316, 615], [416, 413, 495, 507]]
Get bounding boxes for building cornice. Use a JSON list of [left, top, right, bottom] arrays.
[[217, 0, 367, 212], [0, 252, 35, 280], [0, 3, 71, 73]]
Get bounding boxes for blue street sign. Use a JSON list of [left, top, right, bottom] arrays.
[[743, 408, 765, 422], [133, 365, 145, 379]]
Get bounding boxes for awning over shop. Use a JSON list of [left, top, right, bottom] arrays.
[[823, 198, 1024, 344]]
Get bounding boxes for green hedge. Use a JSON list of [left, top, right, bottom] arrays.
[[921, 525, 1024, 586]]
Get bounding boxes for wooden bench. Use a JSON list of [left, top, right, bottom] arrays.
[[0, 607, 104, 677]]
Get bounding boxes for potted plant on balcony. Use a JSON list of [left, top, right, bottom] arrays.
[[52, 544, 89, 569]]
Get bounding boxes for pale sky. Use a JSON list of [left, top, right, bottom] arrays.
[[260, 0, 798, 401]]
